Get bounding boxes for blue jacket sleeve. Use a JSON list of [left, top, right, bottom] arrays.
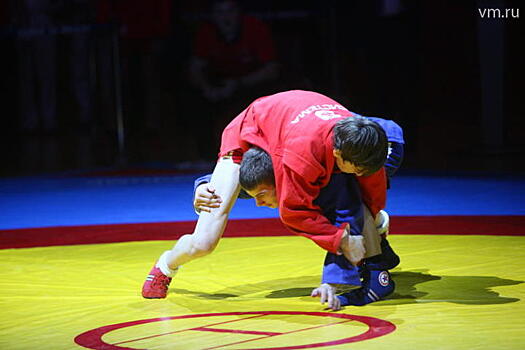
[[385, 142, 404, 178], [194, 174, 213, 195], [194, 174, 252, 200], [364, 116, 405, 178], [365, 116, 405, 144]]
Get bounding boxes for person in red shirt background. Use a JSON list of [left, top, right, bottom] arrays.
[[189, 0, 279, 102], [142, 90, 402, 309], [96, 0, 172, 52], [186, 0, 280, 161]]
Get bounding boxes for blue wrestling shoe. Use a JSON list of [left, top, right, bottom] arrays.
[[337, 270, 395, 306]]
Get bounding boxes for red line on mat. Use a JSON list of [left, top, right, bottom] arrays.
[[112, 314, 266, 346], [192, 327, 281, 336], [1, 216, 524, 249], [201, 319, 352, 350]]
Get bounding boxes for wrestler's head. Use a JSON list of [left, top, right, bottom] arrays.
[[332, 117, 387, 176], [240, 147, 278, 208]]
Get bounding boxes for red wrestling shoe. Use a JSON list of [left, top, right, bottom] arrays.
[[142, 265, 172, 299]]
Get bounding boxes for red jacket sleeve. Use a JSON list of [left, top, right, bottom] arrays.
[[278, 165, 346, 254], [356, 167, 387, 217]]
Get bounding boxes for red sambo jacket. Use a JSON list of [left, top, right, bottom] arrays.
[[220, 90, 386, 253]]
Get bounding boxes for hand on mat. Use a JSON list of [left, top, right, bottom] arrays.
[[311, 283, 341, 311], [338, 227, 365, 266], [194, 184, 223, 213]]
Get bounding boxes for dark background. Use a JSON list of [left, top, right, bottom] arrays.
[[0, 0, 523, 176]]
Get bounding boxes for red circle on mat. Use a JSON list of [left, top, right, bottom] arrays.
[[74, 311, 396, 350]]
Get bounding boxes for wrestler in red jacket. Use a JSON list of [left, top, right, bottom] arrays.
[[219, 90, 387, 253], [142, 90, 389, 303]]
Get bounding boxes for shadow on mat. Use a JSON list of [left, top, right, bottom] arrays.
[[171, 276, 321, 300], [263, 270, 523, 305], [387, 269, 523, 305], [171, 271, 522, 305], [170, 288, 239, 299]]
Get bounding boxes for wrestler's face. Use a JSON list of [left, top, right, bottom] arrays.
[[245, 183, 278, 209], [333, 149, 364, 176]]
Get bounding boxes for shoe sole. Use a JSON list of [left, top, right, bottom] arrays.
[[142, 296, 166, 299]]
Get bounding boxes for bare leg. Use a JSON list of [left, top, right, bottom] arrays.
[[164, 157, 241, 270]]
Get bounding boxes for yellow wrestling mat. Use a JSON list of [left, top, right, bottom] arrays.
[[1, 235, 524, 350]]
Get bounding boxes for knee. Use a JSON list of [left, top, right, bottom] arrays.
[[188, 236, 217, 258]]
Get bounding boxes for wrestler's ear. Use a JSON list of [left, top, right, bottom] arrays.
[[333, 149, 342, 160]]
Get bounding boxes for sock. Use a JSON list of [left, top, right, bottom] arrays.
[[156, 251, 179, 277]]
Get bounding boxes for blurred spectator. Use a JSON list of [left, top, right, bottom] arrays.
[[95, 0, 172, 160], [183, 0, 280, 161], [352, 0, 420, 150], [13, 0, 58, 134], [55, 0, 95, 131], [0, 0, 9, 27], [11, 0, 60, 172], [55, 0, 96, 168], [189, 0, 279, 102]]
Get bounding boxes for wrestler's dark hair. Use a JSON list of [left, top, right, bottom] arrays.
[[239, 147, 275, 191], [333, 117, 388, 176]]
